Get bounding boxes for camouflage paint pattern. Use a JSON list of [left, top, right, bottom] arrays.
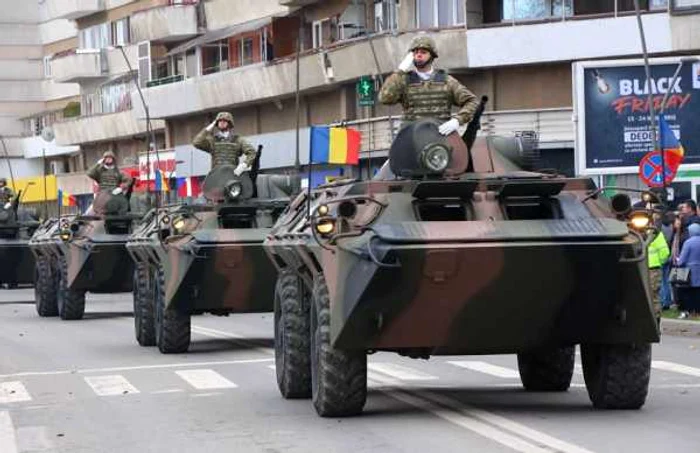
[[192, 128, 257, 168], [264, 136, 660, 355]]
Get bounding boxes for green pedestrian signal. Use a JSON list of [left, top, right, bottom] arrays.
[[357, 76, 375, 106]]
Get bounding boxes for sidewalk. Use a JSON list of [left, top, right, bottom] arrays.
[[661, 318, 700, 337]]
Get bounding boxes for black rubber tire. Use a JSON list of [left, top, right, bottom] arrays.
[[133, 264, 156, 347], [57, 257, 86, 321], [517, 346, 575, 391], [581, 343, 651, 410], [34, 258, 58, 317], [311, 274, 367, 417], [274, 270, 311, 399], [154, 265, 190, 354]]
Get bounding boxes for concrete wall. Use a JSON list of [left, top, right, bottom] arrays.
[[0, 24, 40, 46], [0, 60, 43, 81], [77, 0, 163, 29], [39, 19, 78, 45], [670, 14, 700, 51], [204, 0, 294, 31], [53, 109, 165, 146], [130, 4, 198, 43], [0, 82, 48, 102]]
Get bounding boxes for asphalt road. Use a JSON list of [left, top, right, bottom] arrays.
[[1, 289, 700, 453]]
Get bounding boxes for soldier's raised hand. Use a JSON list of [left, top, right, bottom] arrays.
[[205, 119, 218, 132], [398, 52, 414, 72]]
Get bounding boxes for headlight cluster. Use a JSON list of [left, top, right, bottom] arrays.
[[629, 212, 651, 231], [313, 201, 360, 237], [420, 143, 451, 173], [172, 216, 187, 233], [226, 181, 242, 200]]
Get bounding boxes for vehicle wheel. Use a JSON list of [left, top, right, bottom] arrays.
[[34, 258, 58, 317], [311, 274, 366, 417], [154, 265, 190, 354], [517, 346, 575, 391], [275, 269, 311, 399], [581, 343, 651, 409], [133, 263, 156, 347], [57, 257, 85, 320]]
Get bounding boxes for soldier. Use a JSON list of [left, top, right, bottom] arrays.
[[87, 151, 131, 194], [0, 178, 14, 204], [192, 112, 257, 176], [379, 35, 479, 136]]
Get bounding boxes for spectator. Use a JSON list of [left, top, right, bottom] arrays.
[[659, 211, 676, 309], [648, 219, 671, 317], [676, 223, 700, 318]]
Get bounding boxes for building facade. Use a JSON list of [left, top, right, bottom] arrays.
[[4, 0, 700, 204]]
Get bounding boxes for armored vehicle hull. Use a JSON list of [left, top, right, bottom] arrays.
[[0, 239, 36, 287], [266, 130, 659, 417], [30, 214, 138, 320]]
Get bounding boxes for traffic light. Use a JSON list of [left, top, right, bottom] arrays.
[[357, 76, 375, 106]]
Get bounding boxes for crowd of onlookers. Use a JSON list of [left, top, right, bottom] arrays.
[[650, 199, 700, 319]]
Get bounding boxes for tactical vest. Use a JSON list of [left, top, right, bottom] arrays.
[[0, 187, 12, 203], [403, 70, 452, 122], [97, 167, 122, 191], [648, 231, 670, 269], [212, 135, 243, 168]]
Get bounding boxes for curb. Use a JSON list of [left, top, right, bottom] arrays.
[[661, 318, 700, 338]]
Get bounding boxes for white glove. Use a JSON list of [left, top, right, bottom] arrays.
[[205, 120, 218, 132], [111, 187, 123, 195], [398, 52, 414, 72], [3, 202, 11, 210], [438, 118, 460, 136], [233, 162, 250, 177], [97, 158, 104, 165]]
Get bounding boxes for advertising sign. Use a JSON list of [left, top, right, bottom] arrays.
[[574, 57, 700, 175], [138, 150, 176, 181]]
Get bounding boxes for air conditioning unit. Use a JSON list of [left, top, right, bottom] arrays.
[[50, 160, 66, 175]]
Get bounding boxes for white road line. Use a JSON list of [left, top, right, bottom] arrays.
[[652, 361, 700, 378], [176, 369, 238, 390], [448, 361, 520, 379], [369, 374, 576, 453], [84, 375, 140, 396], [151, 389, 185, 395], [0, 358, 273, 379], [0, 382, 31, 403], [368, 363, 438, 381], [0, 412, 18, 453], [191, 325, 273, 355]]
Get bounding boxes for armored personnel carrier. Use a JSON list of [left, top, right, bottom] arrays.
[[127, 161, 299, 354], [266, 116, 659, 417], [31, 190, 140, 319], [0, 191, 39, 288]]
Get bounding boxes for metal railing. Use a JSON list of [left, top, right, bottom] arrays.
[[80, 83, 134, 117], [331, 116, 402, 154]]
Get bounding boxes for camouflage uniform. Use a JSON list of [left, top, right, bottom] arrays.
[[192, 112, 257, 169], [87, 151, 131, 192], [0, 179, 14, 203], [379, 37, 479, 126]]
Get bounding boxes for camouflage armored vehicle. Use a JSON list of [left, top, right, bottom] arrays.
[[265, 116, 659, 417], [0, 191, 39, 288], [31, 190, 140, 319], [126, 161, 299, 354]]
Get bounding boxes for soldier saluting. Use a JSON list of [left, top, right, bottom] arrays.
[[87, 151, 131, 194], [379, 36, 479, 136], [193, 112, 257, 175]]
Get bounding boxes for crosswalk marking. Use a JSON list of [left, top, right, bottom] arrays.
[[448, 361, 520, 379], [176, 369, 237, 390], [0, 412, 18, 453], [652, 361, 700, 378], [0, 382, 31, 404], [368, 363, 438, 381], [84, 375, 139, 396]]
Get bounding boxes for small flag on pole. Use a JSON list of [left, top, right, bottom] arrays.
[[154, 169, 169, 192], [310, 126, 361, 165], [176, 177, 201, 198], [57, 189, 77, 208], [658, 115, 685, 172]]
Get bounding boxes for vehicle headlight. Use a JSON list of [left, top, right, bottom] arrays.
[[315, 219, 335, 236], [629, 212, 651, 230], [317, 204, 329, 216], [172, 217, 186, 232], [59, 230, 72, 241], [227, 181, 242, 200], [420, 143, 450, 173]]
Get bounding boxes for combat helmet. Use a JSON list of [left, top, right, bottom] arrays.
[[409, 35, 438, 58], [0, 178, 6, 186], [215, 111, 234, 128], [102, 150, 117, 160]]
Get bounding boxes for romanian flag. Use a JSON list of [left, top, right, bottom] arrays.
[[310, 126, 361, 165], [57, 189, 77, 208], [154, 169, 169, 192], [176, 177, 201, 198], [658, 116, 685, 172]]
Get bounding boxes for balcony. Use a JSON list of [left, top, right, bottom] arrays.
[[45, 0, 104, 21], [53, 110, 165, 146], [135, 28, 468, 119], [130, 4, 200, 43], [51, 51, 106, 83], [278, 0, 320, 6], [480, 108, 574, 147]]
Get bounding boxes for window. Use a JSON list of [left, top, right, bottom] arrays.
[[338, 1, 367, 40], [43, 55, 52, 78], [673, 0, 700, 11], [240, 38, 254, 65], [78, 23, 111, 50], [201, 39, 229, 74], [416, 0, 465, 28], [502, 0, 573, 21], [111, 17, 130, 47], [312, 20, 326, 48], [375, 0, 398, 32]]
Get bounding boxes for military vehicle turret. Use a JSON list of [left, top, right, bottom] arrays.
[[127, 151, 300, 353], [0, 190, 39, 288], [266, 111, 659, 417], [30, 190, 141, 319]]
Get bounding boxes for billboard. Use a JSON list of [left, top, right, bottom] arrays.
[[574, 57, 700, 175]]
